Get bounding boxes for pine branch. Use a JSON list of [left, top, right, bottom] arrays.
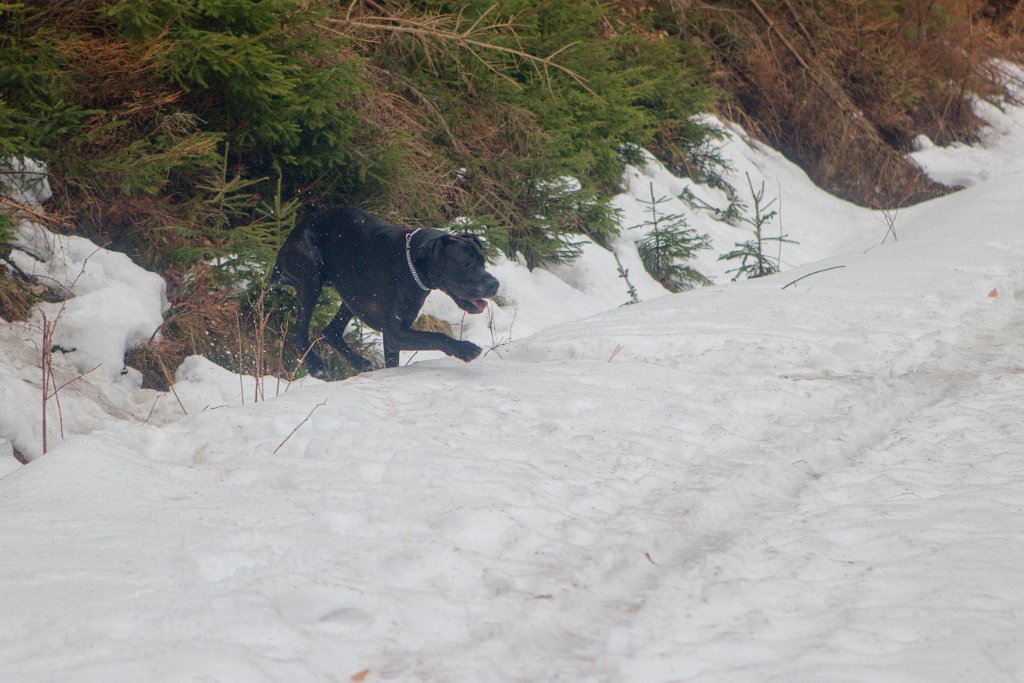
[[320, 7, 596, 97]]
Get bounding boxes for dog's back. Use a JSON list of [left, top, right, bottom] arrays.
[[272, 206, 394, 288], [274, 205, 366, 286]]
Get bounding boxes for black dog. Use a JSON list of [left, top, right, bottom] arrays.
[[272, 207, 499, 377]]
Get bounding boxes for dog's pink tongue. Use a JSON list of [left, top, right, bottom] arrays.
[[472, 299, 488, 312]]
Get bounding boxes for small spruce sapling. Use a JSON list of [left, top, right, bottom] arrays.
[[719, 173, 796, 281], [631, 183, 711, 292], [613, 251, 641, 305]]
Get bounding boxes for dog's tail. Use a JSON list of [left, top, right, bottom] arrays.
[[270, 229, 321, 289]]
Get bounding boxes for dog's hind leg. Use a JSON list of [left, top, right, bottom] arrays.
[[322, 302, 373, 373], [291, 278, 327, 378]]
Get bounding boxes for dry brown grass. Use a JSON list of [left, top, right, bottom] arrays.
[[413, 313, 454, 336], [683, 0, 1024, 208], [0, 273, 40, 322], [126, 265, 241, 390], [338, 59, 558, 255]]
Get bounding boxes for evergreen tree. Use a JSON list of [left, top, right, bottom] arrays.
[[631, 183, 711, 292], [719, 174, 796, 281]]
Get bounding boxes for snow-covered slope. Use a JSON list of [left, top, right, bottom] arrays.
[[3, 77, 1024, 682]]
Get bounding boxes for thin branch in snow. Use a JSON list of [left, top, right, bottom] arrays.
[[881, 206, 900, 244], [47, 363, 101, 399], [286, 334, 325, 389], [145, 394, 164, 424], [781, 265, 846, 290], [274, 400, 327, 454], [484, 304, 517, 359], [156, 355, 188, 416], [38, 246, 104, 453]]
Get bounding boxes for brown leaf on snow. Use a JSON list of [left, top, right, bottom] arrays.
[[351, 668, 370, 682], [988, 288, 999, 298]]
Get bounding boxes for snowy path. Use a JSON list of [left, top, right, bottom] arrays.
[[624, 311, 1024, 682]]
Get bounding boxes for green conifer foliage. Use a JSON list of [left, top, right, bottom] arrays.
[[101, 0, 362, 183], [0, 0, 718, 274], [358, 0, 714, 265], [631, 183, 711, 292], [718, 174, 797, 281]]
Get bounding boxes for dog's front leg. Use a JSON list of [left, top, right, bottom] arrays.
[[382, 325, 481, 368]]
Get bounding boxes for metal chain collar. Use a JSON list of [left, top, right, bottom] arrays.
[[405, 228, 431, 292]]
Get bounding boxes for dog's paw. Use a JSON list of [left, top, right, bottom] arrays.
[[349, 356, 373, 373], [452, 340, 482, 362], [305, 355, 328, 379]]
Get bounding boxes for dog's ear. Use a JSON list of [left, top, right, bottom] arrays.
[[434, 233, 457, 256], [458, 233, 485, 255]]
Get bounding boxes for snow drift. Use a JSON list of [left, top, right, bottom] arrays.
[[2, 80, 1024, 681]]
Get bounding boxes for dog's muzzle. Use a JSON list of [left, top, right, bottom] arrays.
[[450, 274, 499, 314]]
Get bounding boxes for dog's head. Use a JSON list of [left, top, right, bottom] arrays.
[[426, 233, 500, 314]]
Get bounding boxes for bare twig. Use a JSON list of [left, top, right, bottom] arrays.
[[273, 400, 327, 454], [483, 304, 517, 358], [780, 0, 813, 42], [0, 252, 34, 282], [0, 196, 74, 230], [236, 313, 245, 406], [47, 363, 101, 398], [781, 265, 846, 289], [275, 319, 288, 398], [37, 246, 104, 453], [40, 311, 51, 454], [881, 206, 900, 244], [286, 334, 325, 389], [748, 0, 812, 71], [145, 394, 164, 423], [249, 284, 273, 403], [156, 354, 189, 416], [47, 356, 64, 440]]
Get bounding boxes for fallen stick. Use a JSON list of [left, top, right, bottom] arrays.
[[782, 265, 846, 290], [273, 400, 327, 454]]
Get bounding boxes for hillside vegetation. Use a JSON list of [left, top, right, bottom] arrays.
[[1, 0, 1021, 381]]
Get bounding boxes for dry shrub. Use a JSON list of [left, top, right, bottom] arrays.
[[0, 273, 39, 322], [344, 35, 549, 231], [684, 0, 1024, 208], [413, 313, 454, 336], [347, 64, 461, 221], [56, 33, 176, 116], [127, 265, 241, 390], [76, 194, 196, 268]]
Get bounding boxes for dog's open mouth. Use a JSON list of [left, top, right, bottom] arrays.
[[452, 296, 490, 314]]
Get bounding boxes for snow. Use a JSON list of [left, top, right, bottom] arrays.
[[3, 69, 1024, 682], [4, 158, 167, 384], [910, 62, 1024, 188], [12, 221, 167, 384]]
